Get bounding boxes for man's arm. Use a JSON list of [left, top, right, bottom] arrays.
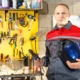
[[42, 46, 50, 67], [34, 45, 50, 67]]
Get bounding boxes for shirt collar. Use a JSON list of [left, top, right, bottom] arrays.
[[53, 21, 72, 30]]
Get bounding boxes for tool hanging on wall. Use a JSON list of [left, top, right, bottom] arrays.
[[8, 12, 13, 30], [1, 31, 3, 38], [0, 16, 3, 28], [18, 29, 24, 59], [27, 14, 36, 31], [0, 32, 2, 44], [0, 38, 1, 44], [21, 47, 25, 57], [21, 47, 30, 67], [27, 11, 37, 31], [28, 14, 36, 21], [9, 34, 18, 45], [8, 34, 18, 57], [1, 53, 4, 62], [19, 50, 21, 59], [30, 33, 38, 54], [0, 31, 7, 42], [5, 55, 11, 62], [5, 10, 8, 21], [7, 12, 13, 38], [30, 31, 44, 54], [13, 48, 15, 57], [13, 13, 19, 30], [19, 29, 24, 46], [18, 13, 28, 27], [7, 30, 10, 37], [3, 32, 6, 39], [15, 13, 18, 30], [13, 33, 17, 58], [13, 40, 17, 57]]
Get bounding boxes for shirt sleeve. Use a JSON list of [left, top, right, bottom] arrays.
[[42, 46, 50, 67], [42, 40, 50, 67]]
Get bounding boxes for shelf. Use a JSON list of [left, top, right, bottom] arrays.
[[0, 8, 43, 11], [0, 72, 43, 78]]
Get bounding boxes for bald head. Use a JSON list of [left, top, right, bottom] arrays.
[[54, 3, 69, 12]]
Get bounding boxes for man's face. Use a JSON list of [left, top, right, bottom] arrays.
[[54, 5, 70, 27]]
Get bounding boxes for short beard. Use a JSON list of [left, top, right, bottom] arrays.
[[57, 22, 68, 28]]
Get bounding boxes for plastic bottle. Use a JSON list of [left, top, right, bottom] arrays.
[[2, 0, 9, 8], [12, 0, 17, 9]]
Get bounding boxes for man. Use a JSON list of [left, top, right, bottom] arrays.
[[35, 3, 80, 80]]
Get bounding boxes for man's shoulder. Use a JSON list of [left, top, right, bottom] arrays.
[[46, 29, 57, 40], [46, 25, 80, 40], [47, 29, 55, 36], [70, 25, 80, 32]]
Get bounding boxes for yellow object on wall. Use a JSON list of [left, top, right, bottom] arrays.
[[0, 10, 38, 61]]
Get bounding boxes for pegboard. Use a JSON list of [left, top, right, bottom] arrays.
[[0, 10, 39, 61]]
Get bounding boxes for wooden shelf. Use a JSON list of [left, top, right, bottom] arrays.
[[0, 8, 43, 11]]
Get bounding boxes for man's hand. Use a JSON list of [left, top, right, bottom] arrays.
[[34, 59, 44, 67], [66, 59, 80, 69]]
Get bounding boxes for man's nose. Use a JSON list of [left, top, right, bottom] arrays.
[[59, 14, 64, 18]]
